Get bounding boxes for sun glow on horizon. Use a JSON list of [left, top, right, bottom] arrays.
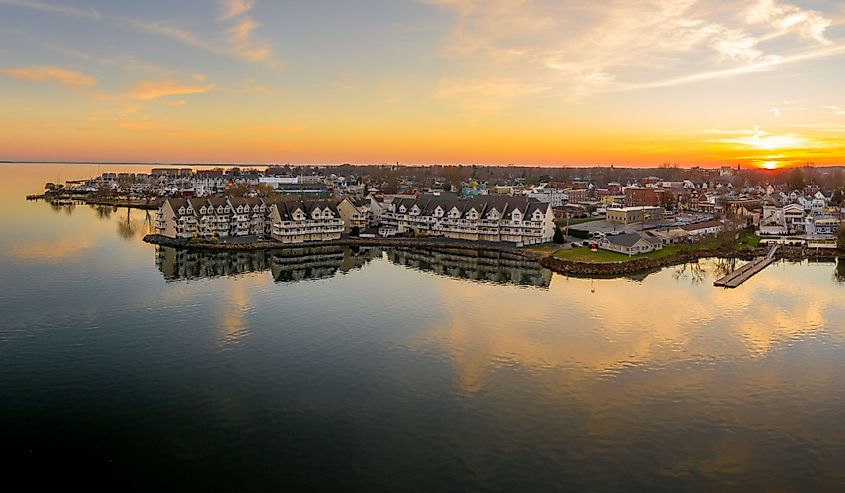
[[0, 0, 844, 165]]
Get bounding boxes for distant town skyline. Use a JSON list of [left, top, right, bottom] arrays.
[[1, 0, 844, 168]]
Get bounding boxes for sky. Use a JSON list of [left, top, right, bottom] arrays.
[[0, 0, 844, 168]]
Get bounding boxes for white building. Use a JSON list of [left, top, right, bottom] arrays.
[[269, 200, 343, 244], [380, 195, 555, 246]]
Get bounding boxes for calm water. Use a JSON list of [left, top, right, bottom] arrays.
[[3, 164, 845, 491]]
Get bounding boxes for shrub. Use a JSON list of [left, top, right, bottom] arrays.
[[568, 228, 590, 239], [188, 236, 220, 245], [553, 228, 565, 244]]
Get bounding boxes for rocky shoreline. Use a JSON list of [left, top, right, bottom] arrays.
[[142, 234, 534, 258]]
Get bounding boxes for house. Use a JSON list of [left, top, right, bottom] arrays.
[[269, 200, 343, 244], [598, 232, 664, 255], [648, 228, 690, 244], [782, 204, 806, 234], [679, 220, 724, 236], [380, 194, 555, 246], [624, 187, 665, 206]]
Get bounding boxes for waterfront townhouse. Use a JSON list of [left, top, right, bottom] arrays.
[[380, 195, 555, 246], [156, 197, 199, 238], [157, 197, 245, 238], [227, 197, 268, 237], [336, 198, 370, 234], [268, 200, 343, 244]]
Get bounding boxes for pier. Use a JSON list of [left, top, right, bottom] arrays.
[[714, 245, 778, 288]]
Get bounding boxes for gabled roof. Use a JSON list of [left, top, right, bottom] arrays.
[[274, 199, 339, 220], [392, 194, 549, 220], [606, 233, 649, 248], [679, 220, 723, 231]]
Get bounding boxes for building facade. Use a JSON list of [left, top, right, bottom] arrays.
[[269, 200, 343, 244], [380, 195, 555, 246]]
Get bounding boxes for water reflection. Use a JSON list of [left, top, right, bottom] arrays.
[[155, 245, 552, 287], [387, 247, 551, 287], [835, 259, 845, 284]]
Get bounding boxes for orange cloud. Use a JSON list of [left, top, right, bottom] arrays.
[[226, 17, 272, 62], [1, 65, 96, 87], [219, 0, 255, 20], [123, 80, 215, 100]]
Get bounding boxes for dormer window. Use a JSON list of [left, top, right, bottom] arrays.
[[434, 206, 443, 217], [399, 205, 407, 213], [410, 205, 420, 215], [312, 209, 321, 219], [179, 207, 186, 214], [224, 206, 230, 213]]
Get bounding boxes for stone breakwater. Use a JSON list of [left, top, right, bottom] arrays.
[[539, 245, 840, 277], [143, 234, 533, 258]]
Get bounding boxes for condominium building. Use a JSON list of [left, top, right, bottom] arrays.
[[268, 200, 343, 244], [156, 196, 274, 239], [380, 195, 555, 246], [336, 198, 370, 234]]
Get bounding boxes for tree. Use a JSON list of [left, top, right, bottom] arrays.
[[837, 224, 845, 252], [553, 227, 565, 244], [350, 226, 360, 237], [788, 167, 805, 191], [832, 189, 843, 206]]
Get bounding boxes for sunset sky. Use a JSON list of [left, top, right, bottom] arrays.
[[1, 0, 844, 167]]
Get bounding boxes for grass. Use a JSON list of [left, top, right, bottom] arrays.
[[552, 245, 692, 263], [549, 231, 763, 264], [556, 216, 604, 226]]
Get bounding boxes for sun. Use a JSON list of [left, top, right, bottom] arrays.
[[762, 161, 778, 170]]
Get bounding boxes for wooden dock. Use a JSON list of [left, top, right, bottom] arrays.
[[713, 245, 778, 288]]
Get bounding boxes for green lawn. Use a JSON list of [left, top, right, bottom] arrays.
[[556, 216, 604, 226], [549, 232, 761, 264], [553, 245, 692, 263]]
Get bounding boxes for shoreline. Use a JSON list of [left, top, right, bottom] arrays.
[[144, 234, 842, 278], [142, 234, 535, 258], [539, 245, 840, 276], [27, 195, 161, 210]]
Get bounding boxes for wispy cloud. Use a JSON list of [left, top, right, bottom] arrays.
[[119, 80, 216, 101], [219, 0, 254, 20], [429, 0, 842, 104], [225, 17, 272, 62], [2, 0, 277, 66], [0, 0, 100, 20], [1, 65, 96, 87], [746, 0, 832, 44]]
